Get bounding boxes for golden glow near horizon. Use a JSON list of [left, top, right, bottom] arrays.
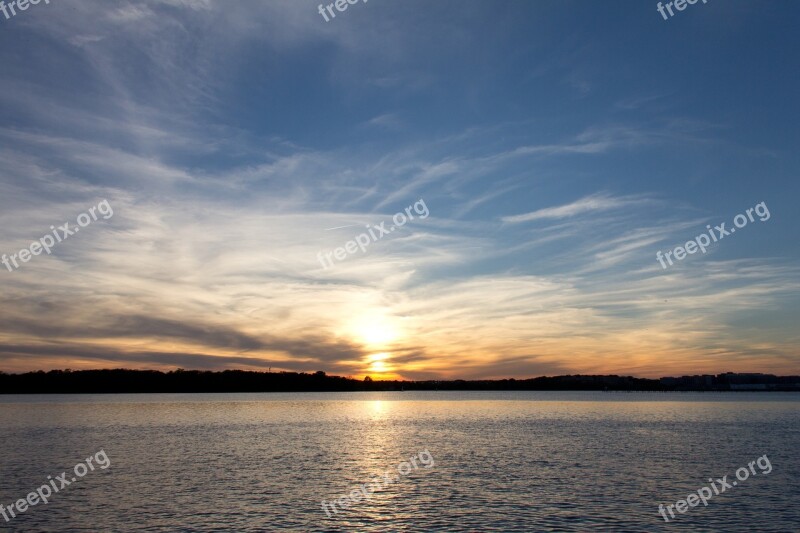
[[342, 314, 407, 378], [369, 360, 388, 373], [0, 201, 797, 380], [360, 353, 393, 379]]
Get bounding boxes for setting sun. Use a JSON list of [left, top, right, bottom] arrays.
[[369, 360, 388, 373], [347, 315, 402, 348], [360, 352, 400, 379]]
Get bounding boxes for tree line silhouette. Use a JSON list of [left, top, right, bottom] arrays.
[[1, 369, 798, 394]]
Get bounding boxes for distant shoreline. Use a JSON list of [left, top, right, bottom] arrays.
[[1, 369, 799, 394]]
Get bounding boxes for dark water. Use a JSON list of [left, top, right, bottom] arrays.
[[0, 392, 798, 532]]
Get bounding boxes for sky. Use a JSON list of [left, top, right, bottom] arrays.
[[0, 0, 798, 379]]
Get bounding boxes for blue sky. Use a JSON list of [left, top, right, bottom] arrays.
[[0, 0, 798, 378]]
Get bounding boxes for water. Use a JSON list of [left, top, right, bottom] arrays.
[[0, 392, 798, 532]]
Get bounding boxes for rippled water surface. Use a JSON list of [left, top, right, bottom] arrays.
[[0, 392, 798, 532]]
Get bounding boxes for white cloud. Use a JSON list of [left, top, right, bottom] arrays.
[[502, 193, 652, 224]]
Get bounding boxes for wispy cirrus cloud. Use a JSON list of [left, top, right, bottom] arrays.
[[501, 193, 653, 224]]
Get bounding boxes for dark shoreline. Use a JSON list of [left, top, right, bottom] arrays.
[[1, 369, 799, 394]]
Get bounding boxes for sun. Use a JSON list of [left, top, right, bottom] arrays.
[[366, 353, 389, 372], [369, 361, 388, 373], [348, 314, 401, 348], [360, 352, 400, 379], [341, 314, 405, 378]]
